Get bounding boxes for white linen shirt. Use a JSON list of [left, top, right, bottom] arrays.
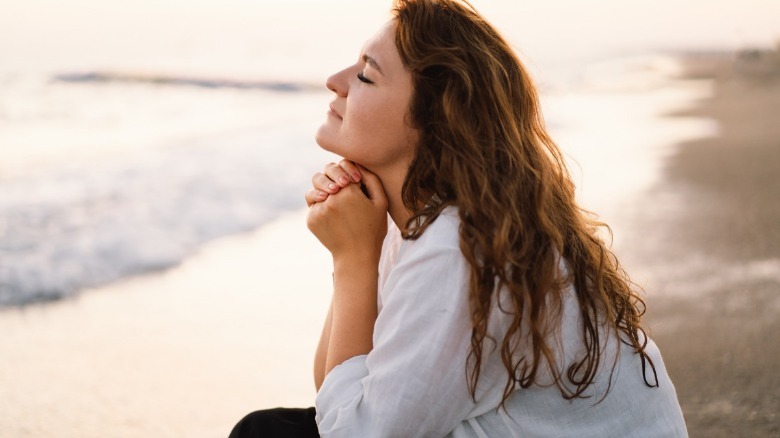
[[315, 207, 687, 437]]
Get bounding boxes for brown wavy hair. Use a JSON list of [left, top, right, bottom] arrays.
[[392, 0, 658, 404]]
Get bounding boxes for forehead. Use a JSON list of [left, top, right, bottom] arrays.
[[361, 21, 403, 71]]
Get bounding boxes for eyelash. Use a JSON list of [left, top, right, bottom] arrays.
[[357, 72, 374, 84]]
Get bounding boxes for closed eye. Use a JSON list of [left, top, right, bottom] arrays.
[[357, 72, 375, 84]]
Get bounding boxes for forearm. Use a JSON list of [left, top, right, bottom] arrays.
[[314, 301, 333, 391], [324, 258, 379, 376]]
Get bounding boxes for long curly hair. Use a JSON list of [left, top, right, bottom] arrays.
[[392, 0, 658, 404]]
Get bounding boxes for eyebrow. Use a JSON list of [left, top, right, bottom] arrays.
[[362, 54, 384, 75]]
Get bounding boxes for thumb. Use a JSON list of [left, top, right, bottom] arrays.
[[357, 165, 388, 208]]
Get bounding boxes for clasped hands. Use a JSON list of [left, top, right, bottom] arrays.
[[305, 160, 388, 264]]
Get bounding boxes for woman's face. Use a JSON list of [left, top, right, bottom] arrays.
[[315, 21, 417, 175]]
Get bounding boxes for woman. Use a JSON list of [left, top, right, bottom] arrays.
[[230, 0, 687, 436]]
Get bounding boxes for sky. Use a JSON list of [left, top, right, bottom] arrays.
[[0, 0, 777, 80]]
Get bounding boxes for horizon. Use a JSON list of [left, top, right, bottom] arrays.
[[0, 0, 777, 81]]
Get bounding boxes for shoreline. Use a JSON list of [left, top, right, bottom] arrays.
[[0, 209, 332, 437], [638, 49, 780, 436]]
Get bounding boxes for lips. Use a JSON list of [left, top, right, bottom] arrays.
[[328, 103, 343, 120]]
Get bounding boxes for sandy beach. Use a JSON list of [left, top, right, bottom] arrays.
[[1, 50, 779, 437], [634, 50, 780, 437]]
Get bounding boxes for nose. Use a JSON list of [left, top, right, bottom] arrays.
[[325, 66, 350, 97]]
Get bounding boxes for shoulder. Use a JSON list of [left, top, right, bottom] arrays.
[[407, 205, 461, 251], [382, 206, 466, 293], [381, 206, 467, 295], [379, 206, 465, 290]]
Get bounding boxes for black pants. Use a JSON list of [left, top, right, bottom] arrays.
[[229, 407, 319, 438]]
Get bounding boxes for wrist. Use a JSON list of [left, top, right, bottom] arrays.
[[332, 256, 379, 305], [332, 251, 380, 273]]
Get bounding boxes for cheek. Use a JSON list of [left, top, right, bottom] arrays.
[[350, 96, 407, 141], [345, 97, 376, 133], [317, 90, 415, 165]]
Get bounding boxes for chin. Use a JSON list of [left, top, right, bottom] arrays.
[[315, 125, 351, 157], [314, 126, 332, 151]]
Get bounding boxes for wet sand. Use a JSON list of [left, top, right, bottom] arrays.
[[632, 50, 780, 437], [0, 210, 332, 437]]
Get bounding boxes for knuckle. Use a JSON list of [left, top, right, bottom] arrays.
[[317, 175, 333, 188]]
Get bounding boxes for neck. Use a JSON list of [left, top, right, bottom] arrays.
[[388, 195, 411, 231], [375, 166, 412, 230]]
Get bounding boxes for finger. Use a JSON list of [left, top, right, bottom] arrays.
[[312, 172, 340, 194], [356, 165, 388, 208], [304, 188, 328, 207], [338, 159, 362, 183], [324, 162, 352, 187]]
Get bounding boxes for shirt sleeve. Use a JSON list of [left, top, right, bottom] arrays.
[[315, 229, 480, 437]]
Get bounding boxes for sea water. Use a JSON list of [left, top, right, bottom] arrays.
[[0, 80, 336, 305], [1, 0, 773, 306]]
